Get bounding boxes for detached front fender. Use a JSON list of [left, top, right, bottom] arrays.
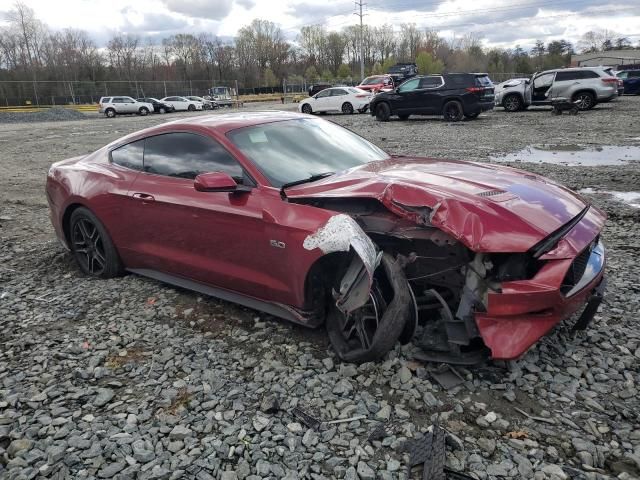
[[303, 214, 380, 313]]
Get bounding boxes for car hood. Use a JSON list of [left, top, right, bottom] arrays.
[[286, 157, 605, 256]]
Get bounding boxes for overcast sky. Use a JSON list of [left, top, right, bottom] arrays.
[[1, 0, 639, 50]]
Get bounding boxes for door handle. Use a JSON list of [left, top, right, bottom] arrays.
[[132, 192, 155, 202]]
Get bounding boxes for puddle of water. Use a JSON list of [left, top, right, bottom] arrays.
[[491, 144, 640, 166], [580, 188, 640, 209]]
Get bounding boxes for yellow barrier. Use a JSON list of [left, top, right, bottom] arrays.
[[0, 105, 99, 113]]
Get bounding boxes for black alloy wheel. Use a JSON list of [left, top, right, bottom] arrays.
[[443, 100, 464, 122], [70, 207, 122, 278], [301, 103, 313, 114], [342, 102, 354, 114]]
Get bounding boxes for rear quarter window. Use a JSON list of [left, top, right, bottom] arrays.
[[475, 75, 493, 87], [581, 70, 601, 79], [111, 139, 144, 171]]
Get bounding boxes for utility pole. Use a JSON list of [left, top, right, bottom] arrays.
[[354, 0, 366, 82]]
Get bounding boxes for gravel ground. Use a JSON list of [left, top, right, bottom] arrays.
[[0, 107, 87, 124], [1, 97, 639, 480]]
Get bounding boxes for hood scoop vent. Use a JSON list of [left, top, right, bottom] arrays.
[[477, 189, 506, 197], [476, 189, 518, 202]]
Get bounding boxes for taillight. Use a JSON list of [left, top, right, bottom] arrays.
[[465, 87, 483, 93], [601, 78, 618, 84], [355, 94, 369, 98]]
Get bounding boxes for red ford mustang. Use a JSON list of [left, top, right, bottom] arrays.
[[46, 112, 606, 364]]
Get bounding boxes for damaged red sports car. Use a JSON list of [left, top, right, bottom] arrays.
[[46, 112, 606, 364]]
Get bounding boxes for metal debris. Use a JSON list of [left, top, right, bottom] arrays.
[[430, 365, 465, 390], [366, 421, 402, 443], [291, 407, 321, 430], [514, 407, 557, 425]]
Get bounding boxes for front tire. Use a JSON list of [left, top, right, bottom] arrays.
[[443, 100, 464, 122], [375, 102, 391, 122], [342, 102, 354, 114], [69, 207, 122, 279], [159, 107, 166, 114], [326, 253, 411, 363], [301, 103, 313, 114], [139, 107, 149, 116], [573, 91, 595, 110], [502, 94, 523, 112]]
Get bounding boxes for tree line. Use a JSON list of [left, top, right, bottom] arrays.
[[0, 2, 638, 102]]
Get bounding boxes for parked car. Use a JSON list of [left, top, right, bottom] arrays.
[[160, 96, 203, 111], [208, 86, 234, 107], [616, 69, 640, 95], [46, 111, 606, 364], [387, 63, 418, 83], [98, 97, 154, 118], [356, 75, 395, 93], [370, 73, 495, 122], [299, 87, 372, 114], [495, 67, 618, 112], [308, 83, 332, 97], [186, 95, 218, 110], [136, 97, 175, 114]]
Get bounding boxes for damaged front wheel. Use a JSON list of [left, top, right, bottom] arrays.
[[327, 253, 412, 363]]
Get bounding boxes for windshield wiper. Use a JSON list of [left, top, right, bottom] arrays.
[[280, 172, 334, 199]]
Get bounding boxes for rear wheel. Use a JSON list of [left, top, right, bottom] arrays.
[[443, 100, 464, 122], [375, 102, 391, 122], [326, 253, 411, 363], [188, 104, 196, 111], [69, 207, 122, 279], [139, 107, 149, 116], [301, 103, 313, 114], [341, 102, 354, 114], [105, 108, 116, 118], [502, 94, 523, 112], [573, 91, 595, 110]]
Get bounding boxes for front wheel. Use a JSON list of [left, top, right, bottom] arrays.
[[502, 94, 523, 112], [139, 107, 149, 116], [443, 100, 464, 122], [301, 103, 313, 114], [326, 253, 411, 363], [69, 207, 122, 278], [375, 103, 391, 122], [188, 104, 196, 111], [342, 102, 354, 114], [159, 107, 166, 114], [573, 91, 595, 110]]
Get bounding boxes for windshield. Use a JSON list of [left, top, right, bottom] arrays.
[[227, 118, 389, 187], [360, 76, 384, 85]]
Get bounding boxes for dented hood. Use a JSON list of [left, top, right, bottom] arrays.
[[286, 157, 606, 254]]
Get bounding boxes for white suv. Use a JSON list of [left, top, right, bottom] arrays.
[[99, 97, 154, 118]]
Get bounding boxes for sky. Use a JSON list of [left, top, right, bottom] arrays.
[[0, 0, 639, 51]]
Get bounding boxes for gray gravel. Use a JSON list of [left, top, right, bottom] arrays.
[[0, 106, 87, 123], [1, 97, 639, 479]]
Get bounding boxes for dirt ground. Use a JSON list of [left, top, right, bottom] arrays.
[[1, 97, 639, 479]]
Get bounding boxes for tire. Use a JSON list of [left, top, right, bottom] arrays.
[[69, 207, 122, 279], [139, 107, 149, 116], [442, 100, 464, 122], [398, 114, 410, 120], [159, 107, 166, 114], [341, 102, 354, 114], [105, 108, 116, 118], [502, 94, 523, 112], [326, 253, 411, 363], [464, 112, 480, 119], [375, 102, 391, 122], [188, 104, 196, 111], [572, 91, 595, 110], [301, 103, 313, 114]]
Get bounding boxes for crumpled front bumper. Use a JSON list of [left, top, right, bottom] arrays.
[[475, 240, 606, 360]]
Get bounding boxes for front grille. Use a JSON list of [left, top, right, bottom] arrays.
[[561, 242, 594, 294]]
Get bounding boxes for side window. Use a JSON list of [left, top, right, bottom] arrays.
[[555, 71, 577, 81], [316, 90, 331, 98], [419, 76, 443, 88], [124, 97, 135, 102], [111, 139, 144, 171], [534, 73, 555, 88], [143, 133, 244, 181], [617, 72, 628, 79], [331, 89, 348, 96], [398, 78, 420, 93], [112, 97, 123, 103], [631, 71, 640, 78]]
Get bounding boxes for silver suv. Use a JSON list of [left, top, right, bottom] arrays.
[[495, 68, 618, 112], [99, 96, 154, 118]]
